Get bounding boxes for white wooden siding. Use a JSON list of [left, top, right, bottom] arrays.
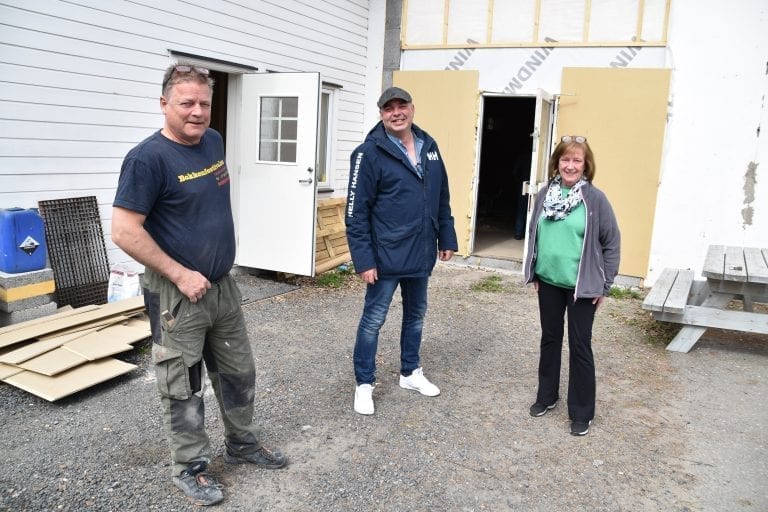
[[0, 0, 372, 269]]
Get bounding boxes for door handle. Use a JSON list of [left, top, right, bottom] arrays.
[[299, 178, 313, 184]]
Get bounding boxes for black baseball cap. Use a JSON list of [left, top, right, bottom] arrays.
[[377, 87, 412, 108]]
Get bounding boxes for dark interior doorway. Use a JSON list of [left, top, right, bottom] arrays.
[[209, 70, 228, 146], [474, 96, 535, 260]]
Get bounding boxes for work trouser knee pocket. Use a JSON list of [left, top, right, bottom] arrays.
[[152, 344, 191, 400]]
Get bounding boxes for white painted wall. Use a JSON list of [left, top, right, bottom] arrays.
[[650, 0, 768, 283], [400, 2, 768, 284], [0, 0, 375, 270]]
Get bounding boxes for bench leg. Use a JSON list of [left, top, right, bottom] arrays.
[[666, 326, 707, 352], [742, 294, 754, 312], [665, 292, 734, 353]]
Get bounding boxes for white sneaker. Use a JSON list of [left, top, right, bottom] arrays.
[[354, 383, 374, 415], [399, 367, 440, 396]]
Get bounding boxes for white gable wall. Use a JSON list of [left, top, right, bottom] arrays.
[[650, 0, 767, 283], [400, 1, 768, 284], [0, 0, 376, 268]]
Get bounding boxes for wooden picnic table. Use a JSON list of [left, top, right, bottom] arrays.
[[642, 245, 768, 352]]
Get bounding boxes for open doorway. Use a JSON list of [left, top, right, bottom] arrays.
[[209, 70, 229, 145], [473, 96, 535, 261]]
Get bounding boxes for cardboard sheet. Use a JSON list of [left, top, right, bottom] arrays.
[[0, 296, 145, 348], [6, 318, 150, 376], [3, 358, 137, 401], [0, 361, 23, 380]]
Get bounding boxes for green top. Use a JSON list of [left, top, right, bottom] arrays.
[[534, 187, 586, 289]]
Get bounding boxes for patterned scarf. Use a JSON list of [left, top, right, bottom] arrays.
[[542, 175, 587, 220]]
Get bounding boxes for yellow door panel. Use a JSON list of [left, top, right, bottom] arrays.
[[558, 67, 671, 279], [393, 70, 479, 255]]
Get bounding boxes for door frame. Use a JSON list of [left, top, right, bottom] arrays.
[[472, 91, 555, 260]]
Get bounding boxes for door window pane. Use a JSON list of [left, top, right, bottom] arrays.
[[281, 119, 297, 140], [259, 96, 298, 162], [280, 142, 297, 162], [316, 92, 330, 185], [260, 119, 279, 139], [282, 97, 299, 117], [259, 141, 277, 161]]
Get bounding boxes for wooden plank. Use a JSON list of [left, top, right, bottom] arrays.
[[660, 292, 733, 352], [318, 197, 346, 207], [316, 254, 354, 274], [315, 224, 346, 237], [723, 246, 748, 282], [665, 326, 708, 353], [654, 304, 768, 335], [663, 270, 694, 314], [642, 268, 679, 312], [706, 280, 768, 297], [744, 247, 768, 284], [315, 197, 350, 275], [702, 244, 725, 280]]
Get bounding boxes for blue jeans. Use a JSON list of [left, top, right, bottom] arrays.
[[353, 276, 429, 385]]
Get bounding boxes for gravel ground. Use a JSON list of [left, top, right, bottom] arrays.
[[0, 263, 765, 511]]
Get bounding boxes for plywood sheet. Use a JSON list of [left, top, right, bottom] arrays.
[[558, 67, 671, 279], [393, 70, 480, 255], [3, 358, 136, 402]]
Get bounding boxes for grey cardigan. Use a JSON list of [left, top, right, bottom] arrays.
[[523, 180, 621, 298]]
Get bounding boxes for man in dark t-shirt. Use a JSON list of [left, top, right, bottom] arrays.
[[112, 64, 286, 506]]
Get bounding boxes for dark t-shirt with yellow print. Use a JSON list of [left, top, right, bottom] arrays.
[[114, 128, 234, 282]]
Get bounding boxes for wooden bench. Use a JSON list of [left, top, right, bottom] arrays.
[[643, 249, 768, 353], [642, 268, 695, 314]]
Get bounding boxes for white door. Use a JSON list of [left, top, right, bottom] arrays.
[[237, 73, 320, 275], [523, 89, 555, 259]]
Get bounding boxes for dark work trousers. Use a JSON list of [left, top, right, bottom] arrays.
[[535, 279, 597, 423], [144, 268, 263, 477]]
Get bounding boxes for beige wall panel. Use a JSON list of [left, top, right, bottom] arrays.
[[393, 70, 480, 256], [558, 67, 671, 279]]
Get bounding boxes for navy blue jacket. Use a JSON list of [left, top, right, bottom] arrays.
[[345, 121, 458, 278]]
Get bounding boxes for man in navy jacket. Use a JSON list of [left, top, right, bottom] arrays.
[[345, 86, 458, 415]]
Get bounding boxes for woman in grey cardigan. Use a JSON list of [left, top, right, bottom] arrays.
[[523, 135, 621, 436]]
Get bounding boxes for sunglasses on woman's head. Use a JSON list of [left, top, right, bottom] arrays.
[[561, 135, 587, 144]]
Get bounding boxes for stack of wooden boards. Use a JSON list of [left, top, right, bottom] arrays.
[[315, 197, 351, 275], [0, 295, 150, 401]]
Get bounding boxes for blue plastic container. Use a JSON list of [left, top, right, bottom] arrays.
[[0, 208, 48, 273]]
